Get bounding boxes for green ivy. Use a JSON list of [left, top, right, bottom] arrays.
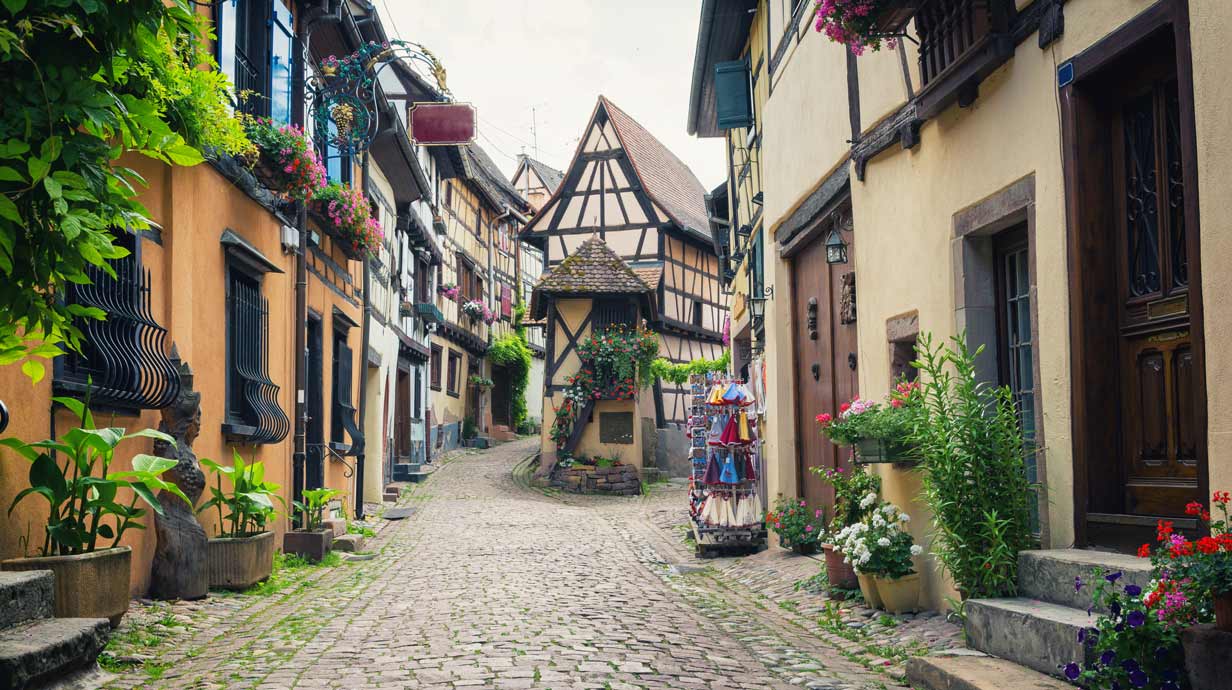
[[649, 349, 731, 385], [489, 332, 531, 432], [0, 0, 246, 380]]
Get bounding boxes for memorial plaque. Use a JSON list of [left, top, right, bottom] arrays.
[[599, 412, 634, 444]]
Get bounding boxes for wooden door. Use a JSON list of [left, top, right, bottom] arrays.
[[790, 223, 858, 513], [491, 365, 511, 427], [1113, 73, 1199, 516]]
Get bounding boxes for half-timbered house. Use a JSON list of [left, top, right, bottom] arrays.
[[522, 97, 726, 426]]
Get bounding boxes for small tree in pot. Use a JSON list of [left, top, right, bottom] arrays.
[[0, 395, 189, 625], [197, 450, 284, 590], [286, 488, 342, 562]]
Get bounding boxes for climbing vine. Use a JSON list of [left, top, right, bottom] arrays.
[[550, 325, 659, 449], [649, 350, 731, 385], [0, 0, 246, 379], [488, 332, 531, 433]]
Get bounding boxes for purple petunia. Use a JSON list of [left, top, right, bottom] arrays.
[[1099, 650, 1116, 666], [1063, 662, 1081, 681], [1129, 669, 1149, 688], [1075, 576, 1083, 592], [1127, 610, 1146, 628], [1122, 659, 1140, 673], [1125, 584, 1142, 596], [1105, 571, 1123, 584]]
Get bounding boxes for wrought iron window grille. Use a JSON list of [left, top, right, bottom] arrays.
[[223, 268, 289, 444], [55, 236, 179, 411]]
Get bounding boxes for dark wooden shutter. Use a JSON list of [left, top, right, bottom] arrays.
[[715, 59, 753, 130]]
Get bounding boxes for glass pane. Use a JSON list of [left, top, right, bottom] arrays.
[[269, 4, 294, 126], [218, 0, 238, 90], [1164, 80, 1188, 288], [1123, 93, 1161, 297]]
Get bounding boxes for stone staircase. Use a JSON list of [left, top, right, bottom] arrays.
[[392, 463, 432, 484], [908, 549, 1152, 689], [0, 571, 110, 690]]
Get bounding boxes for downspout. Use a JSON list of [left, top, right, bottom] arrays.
[[293, 0, 342, 524], [355, 150, 372, 520]]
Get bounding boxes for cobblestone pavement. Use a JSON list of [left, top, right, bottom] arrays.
[[102, 439, 958, 690]]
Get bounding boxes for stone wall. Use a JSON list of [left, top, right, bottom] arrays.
[[550, 463, 641, 496]]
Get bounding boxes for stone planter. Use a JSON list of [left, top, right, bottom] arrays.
[[874, 573, 921, 614], [1, 546, 131, 626], [284, 529, 333, 562], [207, 532, 276, 591], [856, 572, 882, 609], [821, 543, 859, 590], [1183, 624, 1232, 690], [1214, 590, 1232, 632], [550, 463, 641, 496]]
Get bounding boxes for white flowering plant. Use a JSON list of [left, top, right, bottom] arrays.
[[833, 497, 921, 579]]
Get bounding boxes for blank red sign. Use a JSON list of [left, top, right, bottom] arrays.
[[409, 103, 476, 145]]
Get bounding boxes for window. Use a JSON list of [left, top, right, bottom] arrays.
[[216, 0, 293, 125], [594, 298, 637, 331], [55, 232, 180, 410], [415, 257, 431, 303], [430, 344, 443, 390], [318, 119, 351, 184], [692, 301, 704, 328], [224, 260, 289, 444], [500, 284, 513, 320], [446, 350, 461, 396], [995, 228, 1037, 532], [330, 327, 358, 448]]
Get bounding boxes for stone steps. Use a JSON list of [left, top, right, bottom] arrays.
[[965, 597, 1094, 676], [906, 652, 1073, 690], [1017, 548, 1152, 612], [332, 534, 365, 552], [0, 573, 52, 631]]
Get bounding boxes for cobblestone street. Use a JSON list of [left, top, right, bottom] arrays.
[[101, 439, 959, 690]]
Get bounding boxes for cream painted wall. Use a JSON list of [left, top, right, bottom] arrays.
[[1189, 0, 1232, 499]]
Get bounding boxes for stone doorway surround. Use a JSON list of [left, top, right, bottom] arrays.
[[950, 173, 1048, 546]]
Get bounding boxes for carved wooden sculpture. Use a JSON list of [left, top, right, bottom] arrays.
[[149, 349, 209, 600]]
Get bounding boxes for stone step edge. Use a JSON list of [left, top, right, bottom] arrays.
[[0, 571, 54, 630], [1018, 548, 1153, 611], [965, 597, 1095, 677], [0, 617, 110, 690], [906, 652, 1073, 690]]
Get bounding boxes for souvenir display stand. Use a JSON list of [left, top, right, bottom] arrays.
[[687, 373, 766, 558]]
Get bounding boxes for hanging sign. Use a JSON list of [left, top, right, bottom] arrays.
[[410, 102, 476, 146]]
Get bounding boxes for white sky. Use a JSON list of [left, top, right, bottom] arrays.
[[380, 0, 728, 190]]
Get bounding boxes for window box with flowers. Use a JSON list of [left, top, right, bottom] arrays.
[[460, 300, 494, 325], [242, 118, 327, 201], [438, 283, 459, 301], [469, 375, 494, 390], [814, 0, 1016, 118], [817, 380, 922, 465], [308, 182, 383, 260]]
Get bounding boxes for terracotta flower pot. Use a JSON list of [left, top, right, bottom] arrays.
[[1214, 590, 1232, 632], [284, 529, 333, 563], [1, 546, 131, 626], [208, 531, 276, 591], [821, 543, 859, 590], [857, 572, 882, 609], [875, 573, 921, 614]]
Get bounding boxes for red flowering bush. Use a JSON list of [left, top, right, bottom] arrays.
[[1138, 491, 1232, 609], [813, 0, 898, 56], [311, 182, 383, 257], [767, 497, 825, 550], [243, 117, 326, 201], [816, 379, 921, 446], [551, 325, 658, 448]]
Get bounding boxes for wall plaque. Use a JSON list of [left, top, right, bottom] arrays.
[[599, 412, 635, 445]]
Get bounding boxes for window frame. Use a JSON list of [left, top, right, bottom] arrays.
[[446, 349, 462, 397], [430, 344, 443, 391]]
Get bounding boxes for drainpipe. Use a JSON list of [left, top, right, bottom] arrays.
[[355, 150, 372, 520], [293, 0, 342, 524]]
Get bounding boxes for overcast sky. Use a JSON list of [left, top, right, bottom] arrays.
[[380, 0, 727, 190]]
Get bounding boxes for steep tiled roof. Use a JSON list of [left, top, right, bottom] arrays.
[[530, 238, 652, 318], [464, 144, 531, 212], [518, 155, 564, 193], [601, 97, 711, 243], [630, 263, 663, 291]]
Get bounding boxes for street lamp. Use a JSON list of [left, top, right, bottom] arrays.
[[824, 226, 848, 265]]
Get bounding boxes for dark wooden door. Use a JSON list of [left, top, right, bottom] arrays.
[[491, 365, 511, 427], [1113, 73, 1199, 517], [790, 223, 858, 512], [306, 317, 324, 490]]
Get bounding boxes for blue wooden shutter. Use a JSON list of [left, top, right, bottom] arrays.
[[714, 59, 753, 130], [269, 0, 294, 126]]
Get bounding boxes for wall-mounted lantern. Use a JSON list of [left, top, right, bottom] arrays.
[[824, 227, 848, 265]]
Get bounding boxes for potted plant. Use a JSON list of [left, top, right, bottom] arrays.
[[196, 450, 284, 590], [0, 395, 189, 625], [812, 0, 917, 55], [286, 488, 342, 562], [817, 380, 922, 464], [833, 496, 923, 613], [1138, 491, 1232, 631], [766, 497, 824, 555], [810, 464, 882, 590], [438, 283, 459, 300], [469, 375, 494, 390], [309, 181, 384, 260], [242, 117, 327, 201], [460, 299, 493, 324]]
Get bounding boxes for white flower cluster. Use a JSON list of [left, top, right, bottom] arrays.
[[831, 498, 924, 577]]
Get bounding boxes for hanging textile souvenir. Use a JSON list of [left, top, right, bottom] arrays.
[[718, 450, 739, 484], [737, 410, 752, 443], [702, 450, 722, 485], [743, 448, 758, 482], [707, 413, 728, 446]]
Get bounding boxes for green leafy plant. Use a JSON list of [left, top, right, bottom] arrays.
[[468, 375, 494, 388], [552, 325, 659, 448], [832, 500, 922, 578], [0, 395, 188, 556], [816, 379, 922, 447], [462, 417, 478, 441], [911, 331, 1034, 599], [0, 1, 241, 376], [292, 488, 342, 532], [810, 464, 882, 533], [489, 332, 532, 432], [197, 450, 285, 538], [1066, 568, 1193, 690], [766, 497, 825, 549], [650, 350, 731, 385]]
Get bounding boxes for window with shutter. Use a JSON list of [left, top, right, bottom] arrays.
[[715, 59, 753, 130], [501, 284, 512, 319], [430, 344, 443, 390]]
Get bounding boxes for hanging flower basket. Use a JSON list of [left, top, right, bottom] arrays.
[[242, 118, 327, 201], [812, 0, 921, 55], [309, 182, 383, 260], [460, 300, 494, 324]]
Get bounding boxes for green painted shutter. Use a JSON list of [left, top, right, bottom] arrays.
[[714, 59, 753, 130]]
